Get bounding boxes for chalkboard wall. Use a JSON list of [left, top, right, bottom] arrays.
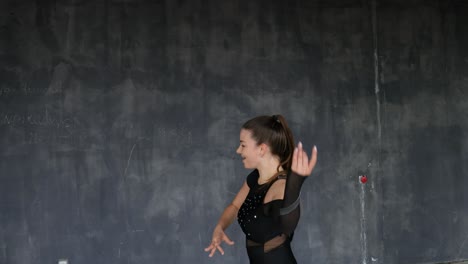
[[1, 0, 467, 263]]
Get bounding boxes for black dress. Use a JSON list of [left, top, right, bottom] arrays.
[[237, 170, 306, 264]]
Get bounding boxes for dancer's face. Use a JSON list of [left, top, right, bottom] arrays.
[[236, 129, 262, 169]]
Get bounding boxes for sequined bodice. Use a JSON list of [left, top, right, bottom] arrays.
[[237, 170, 284, 243]]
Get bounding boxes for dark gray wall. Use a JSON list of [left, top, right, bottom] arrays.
[[1, 0, 467, 263]]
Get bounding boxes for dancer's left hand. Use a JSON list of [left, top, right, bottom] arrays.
[[291, 142, 317, 176]]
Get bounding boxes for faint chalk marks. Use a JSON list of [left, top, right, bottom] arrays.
[[370, 2, 380, 263], [360, 183, 368, 264], [118, 241, 123, 258], [156, 125, 193, 148], [0, 85, 44, 98], [0, 86, 18, 98], [371, 0, 382, 144], [46, 62, 71, 95], [457, 233, 468, 259], [0, 109, 74, 128], [0, 69, 50, 99], [122, 137, 151, 179], [0, 107, 88, 146], [123, 142, 137, 179]]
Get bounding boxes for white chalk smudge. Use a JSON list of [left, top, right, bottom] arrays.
[[372, 0, 381, 145], [360, 183, 368, 264], [123, 142, 138, 178]]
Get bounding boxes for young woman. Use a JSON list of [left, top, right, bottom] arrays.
[[204, 115, 318, 263]]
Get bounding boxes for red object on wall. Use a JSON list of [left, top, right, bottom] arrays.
[[360, 175, 368, 184]]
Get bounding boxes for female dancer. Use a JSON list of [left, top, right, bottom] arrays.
[[205, 115, 318, 263]]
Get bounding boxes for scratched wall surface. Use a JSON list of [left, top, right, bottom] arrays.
[[0, 0, 467, 264]]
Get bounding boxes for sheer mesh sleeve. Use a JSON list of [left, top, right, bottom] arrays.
[[279, 171, 306, 236]]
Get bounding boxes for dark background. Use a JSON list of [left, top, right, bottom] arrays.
[[1, 0, 468, 263]]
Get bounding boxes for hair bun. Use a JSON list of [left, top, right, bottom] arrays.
[[272, 115, 281, 123]]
